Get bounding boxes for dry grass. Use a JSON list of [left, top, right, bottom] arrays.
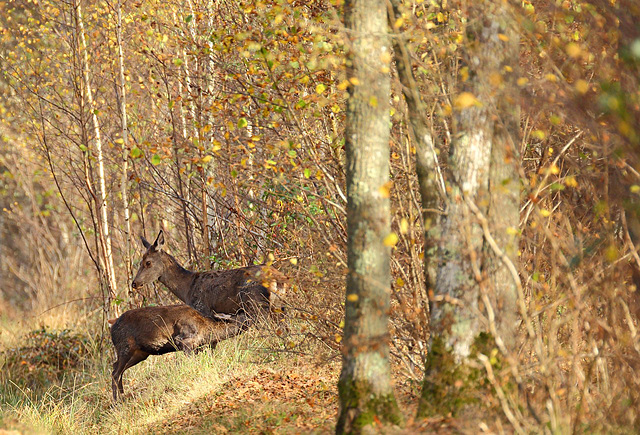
[[0, 315, 342, 435]]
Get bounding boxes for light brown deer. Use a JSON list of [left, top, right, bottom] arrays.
[[131, 230, 287, 321], [109, 304, 247, 401]]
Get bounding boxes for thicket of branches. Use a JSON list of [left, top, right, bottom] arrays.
[[1, 0, 639, 431]]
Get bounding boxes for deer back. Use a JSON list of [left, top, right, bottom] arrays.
[[187, 265, 271, 317]]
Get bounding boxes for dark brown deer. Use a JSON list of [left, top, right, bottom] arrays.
[[131, 230, 287, 320], [109, 304, 247, 401]]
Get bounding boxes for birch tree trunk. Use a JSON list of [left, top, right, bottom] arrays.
[[418, 0, 521, 417], [116, 0, 134, 290], [336, 0, 402, 432], [75, 0, 118, 300]]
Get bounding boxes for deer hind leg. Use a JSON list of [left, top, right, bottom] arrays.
[[112, 358, 127, 401], [113, 350, 149, 401]]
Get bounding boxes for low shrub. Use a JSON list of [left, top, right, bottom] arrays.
[[1, 327, 91, 391]]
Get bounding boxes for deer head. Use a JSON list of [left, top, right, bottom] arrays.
[[131, 230, 165, 289]]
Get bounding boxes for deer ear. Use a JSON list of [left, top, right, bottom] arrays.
[[153, 230, 165, 250], [141, 235, 151, 249]]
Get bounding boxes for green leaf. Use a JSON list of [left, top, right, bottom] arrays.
[[237, 118, 248, 128], [130, 146, 143, 158], [79, 144, 88, 152], [304, 168, 311, 178], [173, 58, 184, 67], [185, 14, 193, 23], [151, 154, 162, 165]]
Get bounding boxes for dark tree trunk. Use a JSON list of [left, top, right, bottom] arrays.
[[388, 0, 445, 304]]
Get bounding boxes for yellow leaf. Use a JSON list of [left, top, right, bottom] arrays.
[[337, 80, 350, 90], [575, 79, 589, 94], [380, 51, 391, 64], [565, 176, 578, 187], [453, 92, 478, 110], [289, 258, 298, 265], [201, 155, 213, 164], [383, 233, 399, 247], [498, 33, 509, 41], [549, 164, 560, 175], [315, 83, 326, 94], [539, 209, 551, 217], [399, 218, 409, 234], [566, 43, 581, 58], [347, 293, 358, 302], [532, 130, 546, 140], [394, 17, 404, 28], [517, 77, 529, 86], [114, 138, 124, 144], [349, 77, 360, 86], [378, 181, 393, 198], [459, 66, 469, 82], [396, 277, 405, 287], [630, 185, 640, 193], [489, 72, 503, 87], [545, 73, 558, 82], [506, 227, 519, 236]]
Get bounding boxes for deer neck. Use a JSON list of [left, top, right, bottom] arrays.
[[158, 252, 195, 303]]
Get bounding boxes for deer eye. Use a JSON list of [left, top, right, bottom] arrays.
[[145, 261, 151, 267]]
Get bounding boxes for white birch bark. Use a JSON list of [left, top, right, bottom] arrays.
[[116, 0, 133, 286], [75, 0, 118, 297]]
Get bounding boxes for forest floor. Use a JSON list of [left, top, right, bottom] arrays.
[[0, 314, 454, 435], [145, 356, 430, 434]]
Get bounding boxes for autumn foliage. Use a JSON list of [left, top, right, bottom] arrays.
[[1, 0, 639, 432]]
